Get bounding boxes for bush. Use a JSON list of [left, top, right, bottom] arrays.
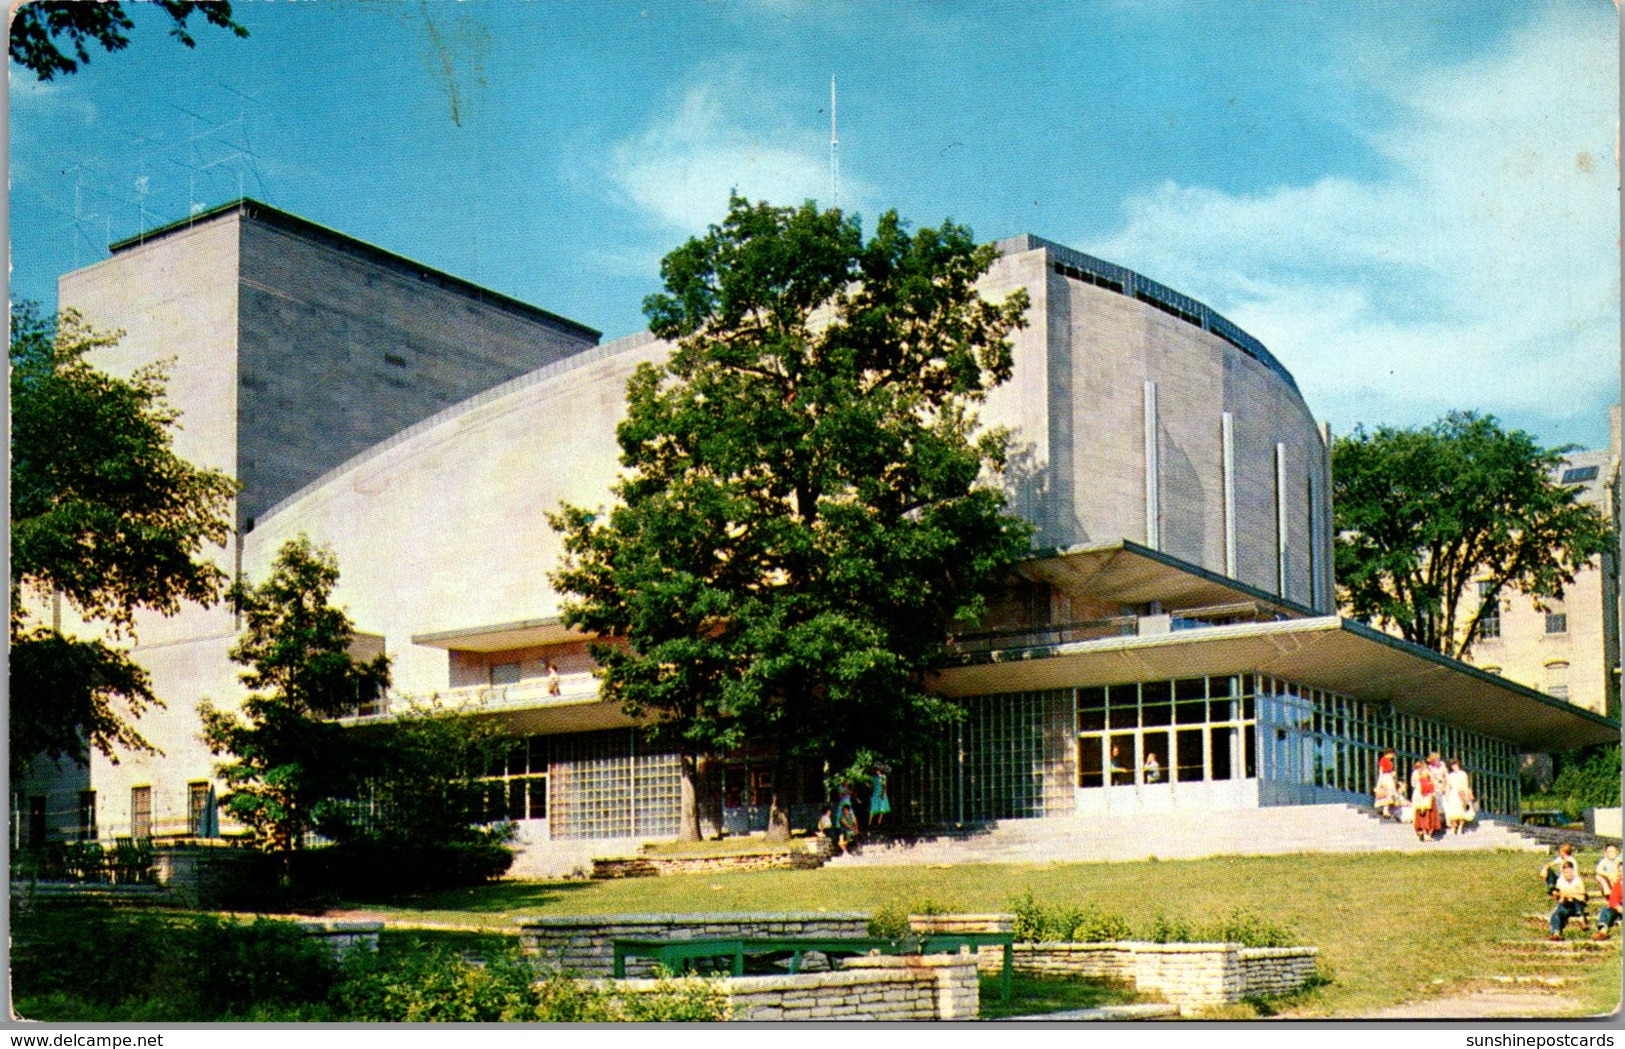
[[866, 896, 963, 938], [12, 903, 340, 1021], [335, 944, 730, 1022], [295, 838, 515, 898], [1008, 891, 1131, 943], [1143, 913, 1197, 944], [1201, 909, 1297, 948]]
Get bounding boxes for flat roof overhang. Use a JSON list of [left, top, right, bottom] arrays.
[[1015, 539, 1318, 618], [346, 696, 634, 735], [411, 616, 587, 653], [933, 615, 1619, 751]]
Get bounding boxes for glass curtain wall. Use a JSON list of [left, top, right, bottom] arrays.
[[1252, 675, 1518, 814], [546, 729, 681, 840]]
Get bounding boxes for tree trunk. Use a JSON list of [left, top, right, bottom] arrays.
[[764, 752, 794, 842], [677, 752, 702, 843]]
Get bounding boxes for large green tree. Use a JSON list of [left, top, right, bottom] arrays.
[[552, 196, 1032, 840], [11, 303, 238, 766], [1332, 411, 1613, 659], [199, 536, 390, 857], [10, 1, 247, 82]]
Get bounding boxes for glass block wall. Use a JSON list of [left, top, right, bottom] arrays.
[[547, 729, 681, 840], [908, 689, 1073, 824]]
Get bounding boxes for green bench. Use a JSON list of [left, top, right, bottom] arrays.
[[611, 932, 1015, 1000]]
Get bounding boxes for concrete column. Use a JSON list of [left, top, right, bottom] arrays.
[[1221, 412, 1236, 578], [1274, 443, 1289, 598], [1144, 382, 1160, 549]]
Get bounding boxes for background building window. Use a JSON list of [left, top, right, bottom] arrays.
[[130, 786, 152, 840], [1476, 581, 1501, 640], [1545, 605, 1568, 635], [188, 782, 212, 836], [78, 791, 97, 842], [1544, 662, 1570, 700]]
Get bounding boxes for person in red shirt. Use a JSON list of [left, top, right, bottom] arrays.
[[1595, 859, 1623, 941], [1411, 759, 1442, 841]]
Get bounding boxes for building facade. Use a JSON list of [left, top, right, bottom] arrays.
[[1458, 406, 1622, 720], [17, 201, 1615, 872]]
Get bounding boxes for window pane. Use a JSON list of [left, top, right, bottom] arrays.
[[1210, 727, 1235, 781], [1175, 729, 1204, 782], [1077, 690, 1107, 733], [1108, 734, 1136, 786], [1141, 731, 1170, 784], [528, 777, 549, 819], [1077, 736, 1104, 788]]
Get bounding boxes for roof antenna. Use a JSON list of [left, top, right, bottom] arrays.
[[830, 75, 839, 211]]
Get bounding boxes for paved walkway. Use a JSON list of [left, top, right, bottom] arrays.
[[827, 804, 1546, 868]]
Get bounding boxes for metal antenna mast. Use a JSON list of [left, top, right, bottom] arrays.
[[830, 75, 839, 210]]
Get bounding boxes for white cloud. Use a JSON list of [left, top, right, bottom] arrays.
[[602, 72, 872, 236], [1085, 6, 1619, 444]]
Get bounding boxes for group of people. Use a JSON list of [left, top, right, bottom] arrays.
[[817, 766, 890, 855], [1546, 842, 1621, 941], [1373, 749, 1476, 840]]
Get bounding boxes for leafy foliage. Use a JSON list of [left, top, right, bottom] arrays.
[[336, 945, 730, 1022], [1526, 744, 1622, 821], [10, 1, 247, 82], [12, 903, 338, 1022], [10, 303, 238, 765], [552, 196, 1032, 837], [200, 536, 390, 855], [1008, 891, 1295, 947], [1332, 411, 1613, 658]]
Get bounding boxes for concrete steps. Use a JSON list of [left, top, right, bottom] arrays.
[[824, 804, 1547, 868]]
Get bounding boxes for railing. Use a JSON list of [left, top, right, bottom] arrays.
[[347, 672, 601, 721], [950, 602, 1282, 658]]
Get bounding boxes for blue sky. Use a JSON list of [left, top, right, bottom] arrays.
[[9, 0, 1620, 450]]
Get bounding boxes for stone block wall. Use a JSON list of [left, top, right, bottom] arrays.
[[996, 941, 1318, 1012], [519, 913, 871, 978], [613, 953, 979, 1021], [591, 846, 828, 879], [295, 920, 383, 959], [1236, 946, 1320, 998]]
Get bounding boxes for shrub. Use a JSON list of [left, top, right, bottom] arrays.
[[295, 838, 515, 898], [867, 901, 912, 940], [1007, 891, 1131, 943], [334, 944, 730, 1022], [1142, 913, 1197, 944], [1201, 909, 1297, 948], [12, 903, 339, 1021]]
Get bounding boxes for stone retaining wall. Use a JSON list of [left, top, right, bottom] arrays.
[[613, 953, 979, 1021], [520, 913, 871, 978], [592, 848, 827, 880], [993, 941, 1318, 1011], [295, 920, 383, 958]]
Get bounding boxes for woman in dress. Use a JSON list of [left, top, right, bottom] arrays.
[[1374, 748, 1398, 820], [868, 766, 891, 831], [1442, 758, 1474, 835], [1411, 759, 1442, 841]]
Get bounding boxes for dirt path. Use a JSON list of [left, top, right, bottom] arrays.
[[1353, 991, 1592, 1019]]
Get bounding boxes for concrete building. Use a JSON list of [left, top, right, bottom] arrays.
[[16, 201, 1616, 872], [1459, 406, 1622, 721]]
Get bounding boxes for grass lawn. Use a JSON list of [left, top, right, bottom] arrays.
[[339, 847, 1624, 1018]]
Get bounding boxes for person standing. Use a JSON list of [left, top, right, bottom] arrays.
[[1442, 758, 1474, 834], [1374, 749, 1399, 820], [545, 661, 562, 697], [1411, 759, 1442, 841], [868, 766, 891, 832], [835, 784, 860, 851], [1143, 751, 1163, 784]]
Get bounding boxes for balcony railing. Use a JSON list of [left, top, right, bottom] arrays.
[[347, 671, 601, 721], [949, 601, 1282, 659]]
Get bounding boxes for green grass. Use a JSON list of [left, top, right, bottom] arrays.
[[978, 974, 1143, 1019], [343, 847, 1623, 1018]]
